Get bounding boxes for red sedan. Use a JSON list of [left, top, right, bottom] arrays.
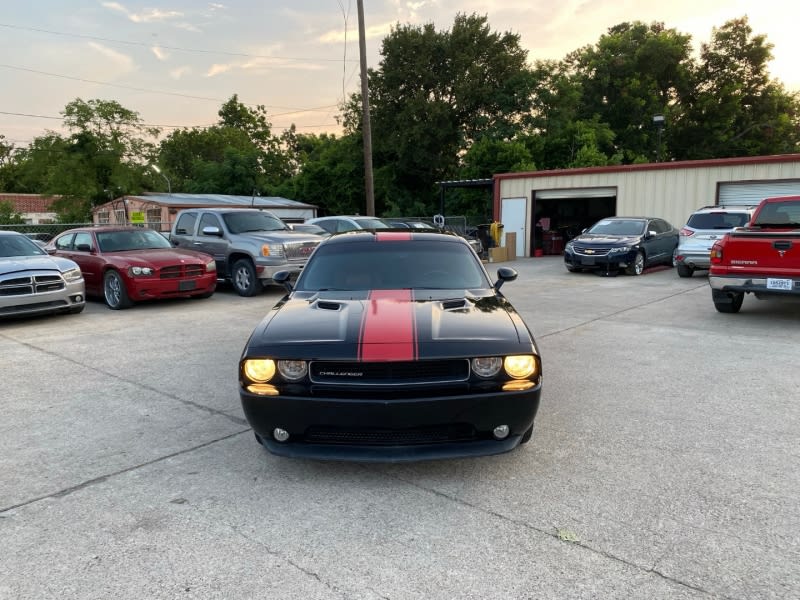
[[47, 226, 217, 309]]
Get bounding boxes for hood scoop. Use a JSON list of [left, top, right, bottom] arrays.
[[441, 298, 468, 310], [312, 299, 343, 311]]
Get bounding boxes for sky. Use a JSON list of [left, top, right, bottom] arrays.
[[1, 1, 798, 149]]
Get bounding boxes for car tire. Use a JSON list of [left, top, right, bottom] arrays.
[[231, 259, 263, 297], [625, 251, 645, 276], [676, 263, 694, 278], [103, 270, 133, 310], [712, 289, 744, 313], [520, 425, 534, 445]]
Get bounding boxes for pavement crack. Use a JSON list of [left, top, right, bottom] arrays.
[[0, 429, 250, 515], [381, 471, 726, 599], [0, 334, 247, 426], [540, 283, 708, 339]]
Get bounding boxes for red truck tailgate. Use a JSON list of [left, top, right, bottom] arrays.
[[721, 230, 800, 276]]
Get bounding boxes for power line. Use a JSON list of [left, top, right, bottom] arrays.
[[0, 22, 358, 64], [0, 63, 337, 114]]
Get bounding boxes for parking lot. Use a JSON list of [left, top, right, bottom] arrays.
[[1, 256, 798, 600]]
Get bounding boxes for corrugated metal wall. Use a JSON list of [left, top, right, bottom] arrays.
[[498, 158, 800, 256]]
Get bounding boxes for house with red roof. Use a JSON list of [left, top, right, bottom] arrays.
[[0, 194, 59, 224]]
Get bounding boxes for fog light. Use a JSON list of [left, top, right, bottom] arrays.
[[75, 295, 83, 302], [273, 428, 290, 442], [493, 425, 510, 440]]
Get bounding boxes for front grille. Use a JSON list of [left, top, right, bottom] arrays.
[[284, 241, 320, 261], [0, 273, 65, 297], [304, 423, 477, 446], [310, 359, 470, 385], [160, 264, 205, 279], [573, 245, 612, 256]]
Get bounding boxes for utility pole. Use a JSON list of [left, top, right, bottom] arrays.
[[357, 0, 375, 216]]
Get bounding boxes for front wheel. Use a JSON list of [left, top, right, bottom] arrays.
[[625, 251, 645, 276], [712, 290, 744, 313], [231, 259, 263, 297], [103, 270, 133, 310]]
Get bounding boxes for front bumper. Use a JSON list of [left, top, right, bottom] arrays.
[[0, 277, 85, 318], [255, 261, 304, 280], [128, 272, 217, 300], [564, 249, 635, 270], [240, 384, 541, 462], [709, 274, 800, 296]]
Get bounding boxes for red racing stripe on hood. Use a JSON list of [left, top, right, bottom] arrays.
[[358, 289, 418, 361]]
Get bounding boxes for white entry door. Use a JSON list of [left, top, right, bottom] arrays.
[[501, 197, 527, 257]]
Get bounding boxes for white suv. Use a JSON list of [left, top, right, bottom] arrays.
[[675, 205, 757, 277]]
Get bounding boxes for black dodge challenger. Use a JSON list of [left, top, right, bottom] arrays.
[[239, 230, 542, 462]]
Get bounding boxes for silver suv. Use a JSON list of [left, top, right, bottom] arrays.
[[675, 205, 756, 277]]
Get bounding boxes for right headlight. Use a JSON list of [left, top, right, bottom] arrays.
[[242, 359, 276, 383], [63, 267, 83, 282]]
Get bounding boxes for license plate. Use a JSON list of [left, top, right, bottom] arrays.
[[179, 280, 197, 291], [581, 257, 595, 266], [766, 278, 793, 290]]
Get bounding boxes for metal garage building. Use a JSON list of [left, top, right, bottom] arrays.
[[493, 154, 800, 258]]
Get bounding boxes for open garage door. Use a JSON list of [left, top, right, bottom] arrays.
[[719, 180, 800, 206], [532, 187, 617, 255]]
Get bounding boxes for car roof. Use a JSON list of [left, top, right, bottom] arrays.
[[690, 205, 757, 214], [0, 230, 25, 237], [318, 230, 465, 245]]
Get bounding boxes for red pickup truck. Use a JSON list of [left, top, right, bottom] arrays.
[[708, 195, 800, 313]]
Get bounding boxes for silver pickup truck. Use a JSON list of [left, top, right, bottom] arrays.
[[169, 208, 322, 296]]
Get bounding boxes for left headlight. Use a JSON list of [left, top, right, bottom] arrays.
[[129, 266, 154, 276], [205, 260, 216, 272], [63, 267, 83, 282], [261, 244, 285, 258], [472, 357, 503, 378], [242, 359, 276, 383], [504, 355, 538, 379]]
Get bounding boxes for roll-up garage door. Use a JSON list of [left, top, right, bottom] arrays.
[[719, 181, 800, 206], [535, 187, 616, 200]]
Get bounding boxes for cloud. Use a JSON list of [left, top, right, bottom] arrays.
[[169, 66, 192, 79], [151, 46, 169, 61], [87, 42, 135, 72], [101, 2, 183, 23], [205, 55, 324, 78], [319, 22, 394, 44], [176, 22, 203, 33]]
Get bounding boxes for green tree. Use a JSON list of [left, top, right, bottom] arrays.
[[0, 200, 25, 224], [344, 13, 537, 215], [671, 17, 800, 159], [568, 21, 694, 163]]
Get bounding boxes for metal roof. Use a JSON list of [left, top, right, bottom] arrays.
[[122, 193, 316, 209]]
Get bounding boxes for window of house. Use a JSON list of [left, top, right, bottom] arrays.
[[114, 209, 126, 224], [97, 211, 110, 225]]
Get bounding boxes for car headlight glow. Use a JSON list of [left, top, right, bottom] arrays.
[[129, 266, 154, 276], [277, 360, 308, 381], [63, 267, 83, 282], [205, 260, 216, 272], [471, 356, 502, 378], [243, 359, 276, 383], [608, 246, 631, 254], [504, 355, 537, 379]]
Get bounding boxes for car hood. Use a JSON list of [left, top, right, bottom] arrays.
[[0, 254, 78, 275], [246, 289, 531, 360], [572, 234, 641, 246], [104, 248, 212, 265]]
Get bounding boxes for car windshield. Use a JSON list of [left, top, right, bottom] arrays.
[[752, 201, 800, 227], [97, 229, 172, 252], [0, 234, 47, 257], [224, 211, 287, 233], [295, 240, 490, 291], [687, 212, 751, 229], [587, 219, 646, 236]]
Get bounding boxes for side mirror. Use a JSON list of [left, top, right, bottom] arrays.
[[76, 243, 93, 252], [273, 270, 293, 293], [201, 226, 222, 237], [494, 267, 518, 291], [646, 230, 657, 239]]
